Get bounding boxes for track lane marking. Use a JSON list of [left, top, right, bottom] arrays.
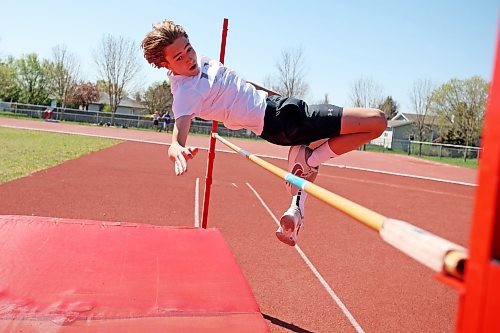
[[320, 174, 474, 199], [194, 177, 200, 227], [2, 124, 475, 186], [246, 182, 365, 333]]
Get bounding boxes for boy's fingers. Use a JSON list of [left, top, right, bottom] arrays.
[[171, 148, 195, 175], [174, 161, 180, 175], [174, 155, 187, 175], [183, 147, 198, 160]]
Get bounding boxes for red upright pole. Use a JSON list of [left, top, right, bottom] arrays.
[[201, 18, 229, 229], [456, 24, 500, 332]]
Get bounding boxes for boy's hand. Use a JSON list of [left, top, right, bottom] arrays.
[[168, 144, 199, 175]]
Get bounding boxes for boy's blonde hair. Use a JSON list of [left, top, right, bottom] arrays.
[[142, 20, 189, 68]]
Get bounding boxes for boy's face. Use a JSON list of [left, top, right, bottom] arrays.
[[162, 37, 199, 76]]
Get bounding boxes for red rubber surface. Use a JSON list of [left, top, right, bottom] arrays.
[[0, 215, 269, 332], [0, 119, 476, 332]]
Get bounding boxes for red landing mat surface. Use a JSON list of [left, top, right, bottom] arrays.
[[0, 215, 269, 332]]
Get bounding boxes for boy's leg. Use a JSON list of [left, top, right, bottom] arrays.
[[286, 107, 386, 188], [277, 108, 386, 246], [307, 108, 387, 167]]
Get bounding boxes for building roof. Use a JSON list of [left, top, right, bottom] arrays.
[[92, 93, 146, 109], [391, 112, 437, 125], [388, 119, 413, 128]]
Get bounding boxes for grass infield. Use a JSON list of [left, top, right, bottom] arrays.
[[361, 144, 478, 169], [0, 127, 121, 183]]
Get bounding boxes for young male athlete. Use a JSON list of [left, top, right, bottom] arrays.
[[142, 20, 387, 246]]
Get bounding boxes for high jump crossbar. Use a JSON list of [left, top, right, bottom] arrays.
[[212, 132, 468, 281]]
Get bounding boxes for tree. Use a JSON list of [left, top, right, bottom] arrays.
[[321, 93, 330, 104], [94, 35, 141, 122], [0, 56, 19, 102], [67, 81, 100, 110], [378, 96, 398, 120], [15, 53, 53, 105], [267, 47, 309, 98], [143, 81, 173, 115], [430, 76, 488, 146], [409, 79, 435, 142], [50, 45, 79, 108], [349, 77, 384, 108]]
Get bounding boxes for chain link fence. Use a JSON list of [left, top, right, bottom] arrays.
[[0, 101, 481, 160], [0, 101, 261, 140], [365, 137, 481, 162], [407, 140, 481, 161]]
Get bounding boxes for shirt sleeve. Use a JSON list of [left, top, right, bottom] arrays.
[[172, 88, 203, 119]]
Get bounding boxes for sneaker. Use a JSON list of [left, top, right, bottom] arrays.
[[286, 145, 319, 196], [276, 206, 304, 246]]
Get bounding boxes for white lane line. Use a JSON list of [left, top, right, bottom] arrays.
[[245, 182, 365, 333], [231, 182, 238, 188], [194, 177, 200, 227], [2, 124, 475, 186], [322, 174, 474, 199], [0, 125, 167, 145], [326, 163, 477, 187], [246, 153, 476, 187]]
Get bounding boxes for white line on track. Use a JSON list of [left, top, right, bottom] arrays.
[[194, 177, 200, 227], [243, 152, 476, 187], [327, 163, 477, 187], [0, 125, 169, 145], [246, 182, 365, 333], [2, 124, 476, 187], [322, 174, 473, 199]]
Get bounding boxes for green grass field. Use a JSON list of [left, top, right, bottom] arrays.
[[361, 144, 479, 169], [0, 127, 121, 183], [0, 118, 477, 186]]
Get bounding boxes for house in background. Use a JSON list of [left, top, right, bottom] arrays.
[[371, 118, 413, 149], [371, 112, 439, 150], [88, 93, 147, 115]]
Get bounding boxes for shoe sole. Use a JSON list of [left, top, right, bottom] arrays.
[[275, 214, 299, 246]]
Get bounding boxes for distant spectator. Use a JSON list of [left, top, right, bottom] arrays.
[[42, 107, 53, 120], [151, 111, 160, 131], [162, 113, 171, 132]]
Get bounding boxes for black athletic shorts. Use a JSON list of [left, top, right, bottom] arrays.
[[259, 96, 343, 146]]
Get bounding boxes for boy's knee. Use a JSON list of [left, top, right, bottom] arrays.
[[371, 109, 387, 135]]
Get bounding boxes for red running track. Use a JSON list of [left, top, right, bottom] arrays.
[[0, 119, 476, 332]]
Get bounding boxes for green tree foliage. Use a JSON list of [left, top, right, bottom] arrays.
[[378, 96, 399, 119], [15, 53, 53, 105], [321, 93, 330, 104], [95, 79, 108, 93], [143, 81, 173, 115], [0, 56, 19, 102], [431, 76, 488, 146], [101, 104, 112, 113]]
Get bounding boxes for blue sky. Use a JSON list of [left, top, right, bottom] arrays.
[[0, 0, 497, 112]]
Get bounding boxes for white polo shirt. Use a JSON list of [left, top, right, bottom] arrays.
[[168, 56, 268, 135]]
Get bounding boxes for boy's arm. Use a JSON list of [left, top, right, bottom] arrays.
[[168, 115, 198, 176], [246, 80, 281, 96]]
